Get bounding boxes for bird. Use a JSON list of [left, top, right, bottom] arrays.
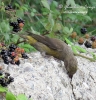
[[20, 31, 78, 78]]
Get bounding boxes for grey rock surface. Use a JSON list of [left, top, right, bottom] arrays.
[[0, 51, 96, 100]]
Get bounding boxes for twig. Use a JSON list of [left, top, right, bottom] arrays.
[[74, 53, 95, 62]]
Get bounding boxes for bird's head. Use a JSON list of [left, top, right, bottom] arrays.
[[19, 35, 37, 45]]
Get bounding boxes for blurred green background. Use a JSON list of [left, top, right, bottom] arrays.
[[0, 0, 96, 51]]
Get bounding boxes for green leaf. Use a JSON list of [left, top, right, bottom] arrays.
[[91, 52, 96, 60], [41, 0, 50, 10], [16, 94, 28, 100], [4, 33, 10, 41], [31, 12, 35, 17], [48, 13, 54, 30], [75, 46, 87, 53], [66, 0, 76, 7], [0, 86, 7, 92], [32, 8, 37, 13], [72, 46, 78, 54], [0, 21, 10, 32], [65, 38, 72, 45], [16, 9, 24, 17], [21, 44, 33, 49], [69, 27, 73, 33], [6, 92, 16, 100], [53, 23, 62, 32], [63, 27, 71, 34]]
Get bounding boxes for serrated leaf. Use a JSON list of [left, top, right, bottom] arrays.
[[16, 94, 28, 100], [6, 92, 16, 100], [65, 38, 72, 45], [41, 0, 50, 10], [75, 46, 86, 53], [0, 86, 7, 92]]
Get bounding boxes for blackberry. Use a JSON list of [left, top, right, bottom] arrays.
[[4, 60, 9, 64], [0, 78, 4, 84], [80, 28, 87, 34], [84, 41, 92, 48], [5, 4, 12, 10], [0, 49, 7, 55], [9, 44, 17, 50], [15, 60, 20, 66], [10, 60, 15, 64], [13, 28, 20, 32], [5, 7, 9, 10], [17, 18, 24, 23], [0, 71, 3, 76], [7, 80, 11, 84], [22, 53, 29, 59], [8, 4, 12, 9], [2, 55, 8, 60], [91, 36, 96, 42], [9, 22, 14, 26], [5, 72, 10, 76], [1, 82, 8, 87], [8, 77, 14, 82]]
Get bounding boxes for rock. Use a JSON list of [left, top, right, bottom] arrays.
[[0, 52, 96, 100]]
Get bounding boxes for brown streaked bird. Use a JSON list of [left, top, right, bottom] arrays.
[[20, 32, 78, 78]]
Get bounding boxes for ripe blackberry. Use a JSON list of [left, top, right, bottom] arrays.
[[17, 18, 24, 23], [22, 53, 29, 59], [9, 22, 14, 26], [2, 55, 8, 60], [80, 28, 87, 34], [91, 36, 96, 41], [8, 77, 14, 82], [10, 60, 15, 64], [4, 60, 9, 64], [5, 7, 9, 10], [15, 60, 20, 66], [9, 44, 17, 50], [13, 28, 20, 32], [0, 71, 3, 76], [84, 41, 92, 48], [1, 82, 8, 87], [0, 49, 7, 55], [8, 4, 12, 9], [5, 72, 10, 76], [5, 4, 12, 10]]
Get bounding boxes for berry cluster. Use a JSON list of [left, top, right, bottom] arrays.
[[70, 28, 96, 48], [5, 4, 13, 10], [0, 71, 14, 87], [0, 44, 28, 65], [10, 18, 24, 32]]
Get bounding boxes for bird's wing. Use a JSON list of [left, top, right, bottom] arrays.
[[26, 31, 64, 51]]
